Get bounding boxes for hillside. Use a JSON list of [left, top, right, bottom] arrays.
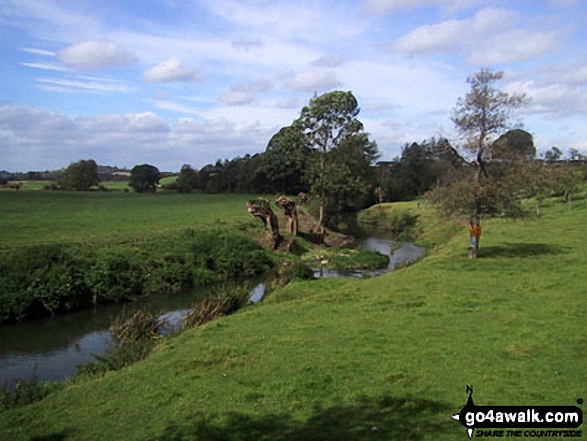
[[1, 196, 585, 440]]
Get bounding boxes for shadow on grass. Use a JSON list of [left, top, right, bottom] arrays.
[[149, 394, 452, 441], [30, 431, 73, 441], [480, 242, 567, 259]]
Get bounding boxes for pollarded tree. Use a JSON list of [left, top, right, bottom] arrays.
[[129, 164, 160, 193], [430, 68, 529, 257], [295, 91, 365, 230]]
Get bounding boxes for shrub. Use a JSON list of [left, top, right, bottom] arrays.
[[86, 254, 144, 303], [0, 367, 62, 412]]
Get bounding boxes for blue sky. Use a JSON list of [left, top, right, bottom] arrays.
[[1, 0, 586, 172]]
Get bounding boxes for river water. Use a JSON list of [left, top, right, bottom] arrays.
[[0, 236, 425, 386]]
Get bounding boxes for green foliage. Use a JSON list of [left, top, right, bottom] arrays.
[[129, 164, 160, 193], [327, 249, 390, 271], [387, 211, 420, 237], [0, 227, 274, 323], [189, 228, 274, 278], [86, 253, 144, 303], [176, 165, 199, 193], [59, 159, 99, 191], [256, 126, 312, 195], [294, 91, 378, 228], [1, 369, 62, 412], [0, 245, 92, 322], [431, 69, 530, 224]]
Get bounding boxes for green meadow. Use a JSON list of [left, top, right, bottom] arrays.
[[0, 191, 253, 250], [1, 192, 585, 440]]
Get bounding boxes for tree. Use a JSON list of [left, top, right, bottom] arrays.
[[259, 125, 312, 195], [430, 68, 528, 257], [315, 133, 379, 226], [543, 147, 562, 163], [295, 91, 365, 230], [129, 164, 160, 193], [176, 165, 199, 193], [60, 159, 99, 191]]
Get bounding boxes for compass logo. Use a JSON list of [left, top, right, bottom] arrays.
[[451, 386, 583, 439]]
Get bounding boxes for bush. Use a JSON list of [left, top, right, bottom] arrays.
[[0, 228, 275, 323], [86, 254, 144, 303], [0, 245, 93, 322], [1, 367, 62, 412]]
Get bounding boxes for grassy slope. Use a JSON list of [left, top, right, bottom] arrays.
[[0, 192, 254, 249], [1, 197, 586, 440]]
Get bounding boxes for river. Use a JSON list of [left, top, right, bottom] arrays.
[[0, 236, 425, 386]]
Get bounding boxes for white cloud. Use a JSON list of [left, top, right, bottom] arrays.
[[231, 39, 264, 51], [363, 0, 489, 15], [0, 104, 276, 170], [392, 8, 561, 65], [285, 71, 342, 93], [311, 55, 344, 68], [20, 62, 69, 72], [509, 80, 587, 117], [21, 47, 56, 57], [393, 8, 517, 54], [218, 80, 272, 105], [58, 40, 138, 71], [467, 30, 561, 65], [37, 77, 134, 94], [364, 0, 437, 14], [142, 57, 204, 83]]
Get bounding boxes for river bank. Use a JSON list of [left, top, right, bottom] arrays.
[[0, 232, 423, 386]]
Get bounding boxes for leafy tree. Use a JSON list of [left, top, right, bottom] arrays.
[[429, 68, 529, 257], [129, 164, 160, 193], [295, 91, 364, 230], [176, 165, 199, 193], [492, 129, 535, 161], [60, 159, 99, 191], [543, 146, 562, 163], [316, 133, 379, 226], [258, 125, 312, 195]]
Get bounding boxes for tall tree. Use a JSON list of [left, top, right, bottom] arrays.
[[60, 159, 99, 191], [430, 68, 529, 257], [295, 91, 364, 230], [260, 125, 311, 195]]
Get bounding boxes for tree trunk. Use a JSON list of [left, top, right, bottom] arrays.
[[246, 199, 282, 249], [276, 196, 298, 236]]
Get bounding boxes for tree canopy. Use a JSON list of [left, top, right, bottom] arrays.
[[60, 159, 99, 191], [294, 91, 369, 229], [129, 164, 160, 193]]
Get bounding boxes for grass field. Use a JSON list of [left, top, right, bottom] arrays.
[[1, 194, 585, 440], [0, 191, 255, 250]]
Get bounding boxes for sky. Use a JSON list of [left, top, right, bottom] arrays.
[[1, 0, 586, 172]]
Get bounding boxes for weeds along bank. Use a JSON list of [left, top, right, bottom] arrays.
[[0, 226, 275, 323]]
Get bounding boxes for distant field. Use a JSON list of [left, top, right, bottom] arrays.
[[1, 177, 177, 192], [0, 191, 255, 249]]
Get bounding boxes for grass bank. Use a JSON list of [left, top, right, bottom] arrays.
[[1, 195, 585, 440]]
